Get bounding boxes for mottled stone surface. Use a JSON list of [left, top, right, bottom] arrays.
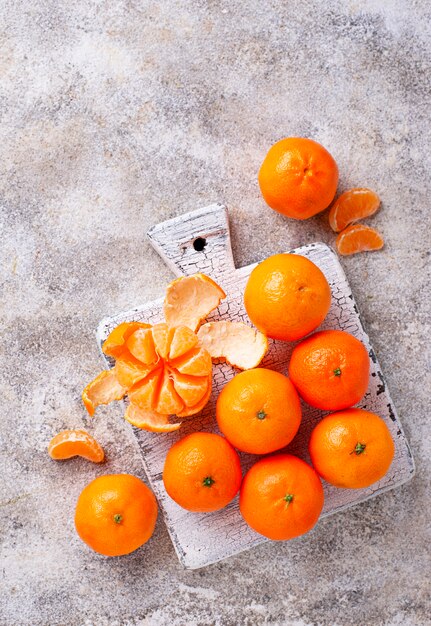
[[1, 1, 430, 625]]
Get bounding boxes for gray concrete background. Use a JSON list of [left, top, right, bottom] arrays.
[[1, 1, 430, 625]]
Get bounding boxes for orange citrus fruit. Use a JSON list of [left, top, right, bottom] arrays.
[[244, 253, 331, 341], [309, 408, 395, 488], [289, 329, 369, 411], [48, 430, 104, 463], [163, 432, 242, 512], [328, 188, 380, 232], [336, 224, 384, 256], [239, 454, 324, 540], [216, 368, 301, 454], [258, 137, 338, 220], [75, 474, 157, 556]]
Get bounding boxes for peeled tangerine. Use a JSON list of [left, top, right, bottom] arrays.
[[82, 274, 269, 433]]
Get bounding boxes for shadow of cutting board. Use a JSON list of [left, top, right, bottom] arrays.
[[97, 203, 415, 569]]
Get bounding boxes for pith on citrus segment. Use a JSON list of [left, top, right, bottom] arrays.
[[197, 321, 268, 369], [102, 321, 150, 358], [239, 454, 324, 540], [309, 408, 395, 488], [336, 224, 384, 256], [244, 253, 331, 342], [82, 369, 127, 416], [258, 137, 338, 220], [329, 188, 381, 232], [75, 474, 157, 556], [288, 329, 370, 411], [126, 328, 158, 364], [216, 368, 302, 454], [163, 432, 242, 512], [48, 430, 104, 463], [164, 273, 226, 332]]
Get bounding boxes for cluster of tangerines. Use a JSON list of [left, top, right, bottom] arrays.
[[49, 253, 395, 558]]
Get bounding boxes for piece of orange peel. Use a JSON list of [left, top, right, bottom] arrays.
[[82, 273, 268, 432]]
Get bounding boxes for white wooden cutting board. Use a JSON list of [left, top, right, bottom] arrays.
[[96, 203, 415, 569]]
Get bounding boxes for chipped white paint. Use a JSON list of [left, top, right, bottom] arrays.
[[97, 203, 415, 570]]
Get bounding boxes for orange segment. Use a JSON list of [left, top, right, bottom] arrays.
[[82, 370, 127, 416], [170, 346, 212, 377], [329, 188, 380, 232], [156, 370, 185, 415], [152, 323, 174, 359], [102, 322, 150, 358], [164, 274, 226, 332], [336, 224, 384, 256], [114, 353, 157, 389], [125, 404, 181, 433], [128, 368, 163, 410], [171, 370, 209, 407], [169, 325, 198, 360], [126, 328, 158, 365], [48, 429, 104, 463], [197, 321, 268, 370], [177, 376, 212, 417]]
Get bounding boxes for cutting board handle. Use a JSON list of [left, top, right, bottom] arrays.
[[146, 203, 235, 279]]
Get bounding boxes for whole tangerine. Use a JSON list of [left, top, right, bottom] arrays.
[[244, 253, 331, 342], [216, 368, 301, 455], [309, 408, 395, 488], [75, 474, 158, 556], [258, 137, 338, 219]]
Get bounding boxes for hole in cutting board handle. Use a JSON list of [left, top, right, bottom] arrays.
[[193, 237, 207, 251]]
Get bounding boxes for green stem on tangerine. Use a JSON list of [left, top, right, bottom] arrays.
[[284, 494, 294, 506], [203, 476, 215, 487], [256, 410, 267, 420], [333, 367, 342, 377], [113, 514, 123, 524], [351, 442, 366, 455]]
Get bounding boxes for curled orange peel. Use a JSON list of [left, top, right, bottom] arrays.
[[82, 369, 127, 416], [197, 321, 268, 370], [164, 274, 226, 332]]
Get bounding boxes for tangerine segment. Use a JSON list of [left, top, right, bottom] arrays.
[[170, 346, 212, 377], [336, 224, 384, 256], [156, 370, 185, 415], [152, 323, 174, 360], [128, 369, 163, 410], [177, 376, 212, 417], [114, 353, 158, 389], [171, 370, 209, 407], [329, 188, 380, 232], [164, 274, 226, 332], [169, 326, 198, 360], [82, 370, 127, 416], [125, 404, 181, 433], [102, 322, 150, 358], [126, 329, 158, 365], [197, 321, 268, 370], [48, 430, 105, 463]]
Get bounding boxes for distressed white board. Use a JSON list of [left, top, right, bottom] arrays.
[[97, 203, 415, 569]]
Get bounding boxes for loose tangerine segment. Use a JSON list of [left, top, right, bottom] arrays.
[[169, 326, 198, 360], [82, 370, 127, 416], [197, 321, 268, 370], [125, 404, 181, 433], [102, 322, 150, 358], [170, 346, 212, 377], [48, 430, 105, 463], [164, 274, 226, 332], [114, 352, 158, 389], [336, 224, 384, 256], [329, 188, 380, 232], [126, 328, 158, 365], [171, 370, 209, 407]]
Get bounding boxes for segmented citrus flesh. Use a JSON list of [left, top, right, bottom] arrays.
[[329, 188, 380, 232], [48, 429, 105, 463], [336, 224, 384, 256], [126, 328, 158, 364], [102, 322, 150, 358], [197, 321, 268, 369]]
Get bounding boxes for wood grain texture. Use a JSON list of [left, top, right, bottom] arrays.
[[97, 204, 415, 569]]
